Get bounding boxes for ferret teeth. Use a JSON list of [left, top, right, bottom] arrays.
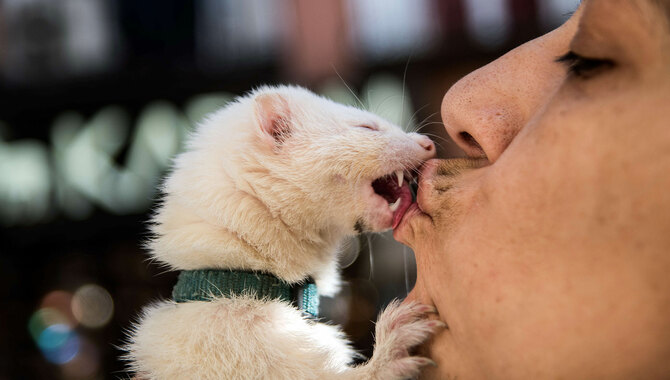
[[389, 198, 401, 212], [395, 171, 404, 187]]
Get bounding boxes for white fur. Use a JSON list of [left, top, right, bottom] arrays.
[[125, 85, 437, 379]]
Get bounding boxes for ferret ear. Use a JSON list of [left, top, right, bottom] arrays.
[[254, 93, 292, 146]]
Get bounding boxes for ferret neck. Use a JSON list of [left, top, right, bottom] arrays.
[[172, 269, 319, 318]]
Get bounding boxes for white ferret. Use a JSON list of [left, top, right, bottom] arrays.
[[125, 85, 440, 379]]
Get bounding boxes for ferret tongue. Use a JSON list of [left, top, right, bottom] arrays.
[[392, 183, 413, 229]]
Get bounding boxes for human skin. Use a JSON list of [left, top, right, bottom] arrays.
[[395, 0, 670, 378]]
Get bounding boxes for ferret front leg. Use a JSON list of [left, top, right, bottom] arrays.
[[330, 300, 442, 380]]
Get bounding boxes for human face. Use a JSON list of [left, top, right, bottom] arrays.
[[395, 0, 670, 378]]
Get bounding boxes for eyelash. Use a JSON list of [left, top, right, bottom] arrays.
[[556, 51, 614, 79]]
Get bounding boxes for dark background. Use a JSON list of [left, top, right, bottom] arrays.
[[0, 0, 577, 378]]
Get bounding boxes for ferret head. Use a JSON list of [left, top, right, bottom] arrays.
[[151, 85, 435, 277], [242, 85, 435, 232]]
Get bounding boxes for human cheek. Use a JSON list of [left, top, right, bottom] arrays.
[[449, 81, 670, 377], [406, 115, 597, 376]]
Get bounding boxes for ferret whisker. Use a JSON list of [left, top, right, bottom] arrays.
[[415, 121, 444, 132], [406, 104, 432, 133], [419, 130, 447, 137], [409, 166, 422, 175], [367, 88, 373, 112], [413, 122, 440, 136], [331, 64, 365, 109], [374, 94, 400, 117], [401, 56, 411, 131], [419, 124, 442, 135], [415, 111, 439, 126]]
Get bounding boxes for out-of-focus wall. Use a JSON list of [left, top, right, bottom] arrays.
[[0, 0, 578, 378]]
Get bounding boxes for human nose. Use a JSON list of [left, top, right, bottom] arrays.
[[441, 19, 577, 162]]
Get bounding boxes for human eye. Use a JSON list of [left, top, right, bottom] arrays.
[[556, 51, 615, 79]]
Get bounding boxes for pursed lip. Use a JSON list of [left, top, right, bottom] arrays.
[[394, 158, 488, 231], [393, 160, 440, 230], [415, 159, 441, 214]]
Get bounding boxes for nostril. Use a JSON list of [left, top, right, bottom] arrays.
[[419, 137, 435, 152], [459, 131, 484, 154]]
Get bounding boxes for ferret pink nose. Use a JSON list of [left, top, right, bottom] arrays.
[[416, 135, 435, 152]]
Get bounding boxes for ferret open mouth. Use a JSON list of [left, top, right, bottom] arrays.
[[372, 171, 414, 229]]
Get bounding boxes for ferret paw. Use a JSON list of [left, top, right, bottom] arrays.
[[365, 300, 443, 380]]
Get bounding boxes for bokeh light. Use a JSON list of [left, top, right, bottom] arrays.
[[60, 336, 101, 379], [464, 0, 511, 49], [40, 290, 77, 325], [27, 285, 109, 377], [71, 284, 114, 328], [28, 307, 71, 341], [38, 324, 80, 364]]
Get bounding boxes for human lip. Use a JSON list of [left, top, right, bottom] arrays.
[[394, 158, 488, 231], [415, 160, 440, 209], [393, 161, 439, 230], [396, 202, 423, 229]]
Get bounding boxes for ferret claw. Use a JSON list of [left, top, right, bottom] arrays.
[[415, 357, 438, 367], [416, 304, 437, 314], [427, 320, 447, 329]]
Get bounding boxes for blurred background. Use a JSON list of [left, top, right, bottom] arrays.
[[0, 0, 578, 378]]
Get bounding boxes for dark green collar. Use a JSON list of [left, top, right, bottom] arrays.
[[172, 269, 319, 318]]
